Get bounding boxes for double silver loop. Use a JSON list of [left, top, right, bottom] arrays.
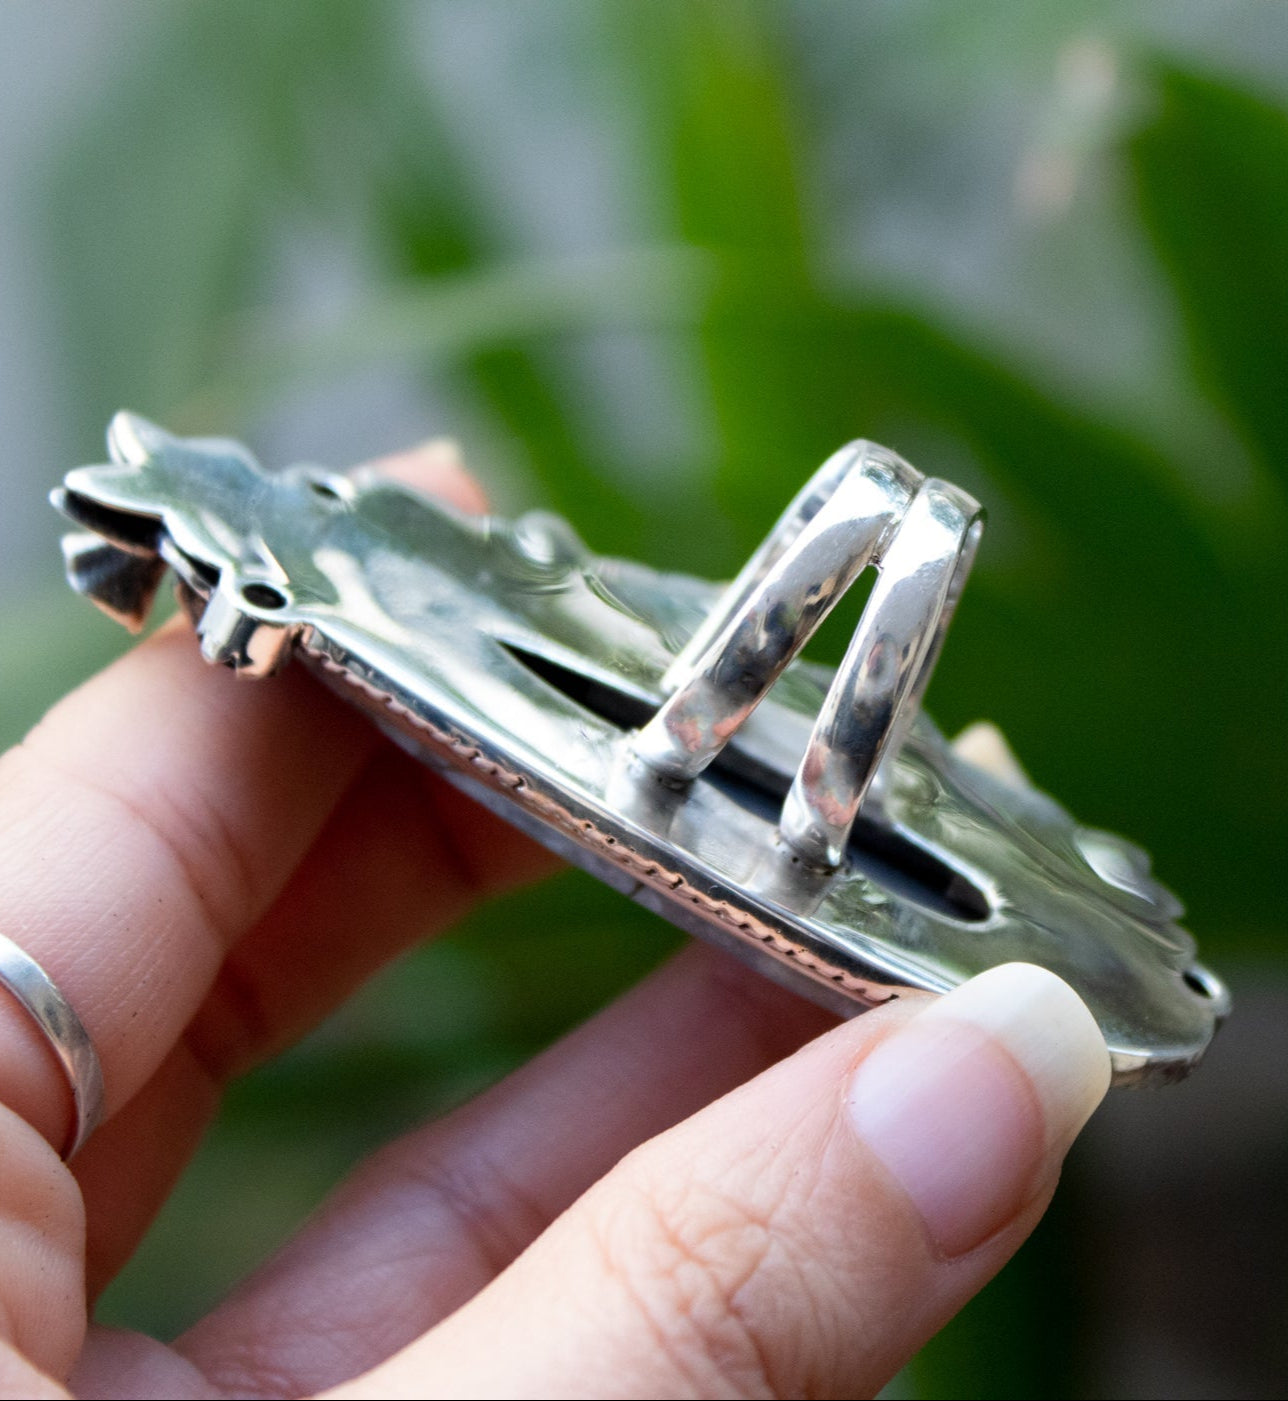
[[634, 441, 983, 869], [0, 933, 104, 1159]]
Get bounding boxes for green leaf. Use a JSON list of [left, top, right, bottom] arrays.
[[182, 247, 717, 426], [40, 0, 426, 440], [1129, 64, 1288, 484]]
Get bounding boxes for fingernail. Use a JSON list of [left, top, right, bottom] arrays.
[[846, 962, 1110, 1257], [414, 436, 465, 468], [951, 721, 1029, 787]]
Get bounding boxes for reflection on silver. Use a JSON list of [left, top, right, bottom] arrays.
[[53, 413, 1229, 1085], [781, 477, 984, 869], [636, 442, 919, 782]]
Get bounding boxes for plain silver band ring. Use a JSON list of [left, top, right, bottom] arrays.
[[0, 933, 105, 1158]]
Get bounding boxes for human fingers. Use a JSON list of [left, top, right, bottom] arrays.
[[0, 441, 513, 1379], [951, 720, 1029, 786], [370, 437, 489, 514], [331, 963, 1109, 1401], [74, 746, 551, 1294], [0, 1107, 82, 1395], [0, 619, 376, 1379], [0, 437, 487, 1154], [148, 946, 837, 1397], [0, 619, 372, 1150], [59, 443, 547, 1288]]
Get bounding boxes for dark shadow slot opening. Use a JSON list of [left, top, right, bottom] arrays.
[[58, 489, 163, 553], [173, 550, 220, 591], [1183, 967, 1215, 999], [501, 640, 989, 922], [504, 642, 657, 730]]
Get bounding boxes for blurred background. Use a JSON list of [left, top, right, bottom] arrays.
[[2, 2, 1286, 1396]]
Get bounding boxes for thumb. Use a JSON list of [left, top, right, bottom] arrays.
[[332, 962, 1110, 1400]]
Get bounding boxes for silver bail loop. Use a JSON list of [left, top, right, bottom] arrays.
[[780, 478, 983, 868], [633, 442, 983, 868]]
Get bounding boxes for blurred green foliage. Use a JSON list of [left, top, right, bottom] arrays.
[[6, 2, 1288, 1395]]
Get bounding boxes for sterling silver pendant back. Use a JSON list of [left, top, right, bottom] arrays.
[[54, 414, 1229, 1085]]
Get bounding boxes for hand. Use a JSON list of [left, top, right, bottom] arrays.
[[0, 444, 1109, 1400]]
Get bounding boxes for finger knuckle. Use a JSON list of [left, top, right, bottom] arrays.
[[588, 1166, 798, 1398]]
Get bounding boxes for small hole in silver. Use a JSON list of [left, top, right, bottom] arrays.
[[309, 477, 343, 503], [1183, 967, 1214, 999], [241, 582, 289, 610]]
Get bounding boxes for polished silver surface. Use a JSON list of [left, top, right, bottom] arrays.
[[635, 441, 919, 782], [0, 932, 104, 1158], [53, 413, 1230, 1085], [781, 476, 984, 868]]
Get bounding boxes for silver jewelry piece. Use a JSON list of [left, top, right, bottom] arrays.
[[53, 414, 1229, 1085], [0, 933, 105, 1158]]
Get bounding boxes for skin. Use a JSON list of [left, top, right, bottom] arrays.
[[0, 445, 1101, 1400]]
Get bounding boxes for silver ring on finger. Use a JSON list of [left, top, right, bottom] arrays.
[[0, 933, 105, 1158]]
